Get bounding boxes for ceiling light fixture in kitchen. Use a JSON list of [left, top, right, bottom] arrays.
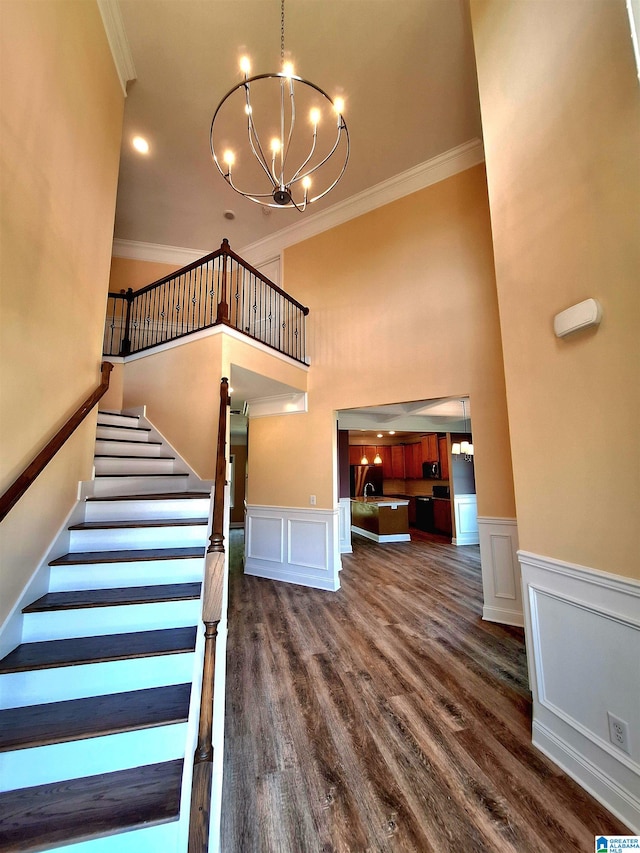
[[452, 399, 474, 461], [209, 0, 349, 211]]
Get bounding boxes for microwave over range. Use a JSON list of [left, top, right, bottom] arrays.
[[422, 461, 441, 479]]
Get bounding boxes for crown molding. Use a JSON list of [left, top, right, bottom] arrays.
[[111, 138, 484, 266], [97, 0, 136, 97], [239, 138, 485, 266], [111, 238, 209, 266]]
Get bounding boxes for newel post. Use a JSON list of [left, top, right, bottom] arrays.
[[216, 239, 230, 324], [120, 287, 134, 356], [207, 376, 229, 554]]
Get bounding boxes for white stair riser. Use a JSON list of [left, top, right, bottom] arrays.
[[22, 600, 201, 642], [96, 425, 151, 442], [94, 457, 175, 475], [97, 413, 141, 429], [68, 524, 208, 552], [94, 440, 163, 457], [46, 820, 180, 853], [48, 558, 205, 592], [0, 652, 196, 709], [84, 497, 210, 522], [91, 475, 190, 497], [0, 723, 188, 792]]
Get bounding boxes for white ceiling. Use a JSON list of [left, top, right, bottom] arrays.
[[113, 0, 482, 254]]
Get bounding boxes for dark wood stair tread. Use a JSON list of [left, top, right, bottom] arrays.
[[49, 546, 205, 565], [68, 517, 207, 531], [94, 472, 187, 478], [96, 437, 162, 445], [0, 626, 197, 674], [0, 683, 192, 752], [94, 454, 175, 460], [0, 759, 183, 851], [85, 491, 210, 502], [23, 583, 202, 613], [97, 422, 150, 432]]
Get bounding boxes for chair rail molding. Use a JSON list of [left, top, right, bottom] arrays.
[[519, 550, 640, 833], [477, 516, 521, 626], [244, 505, 341, 591]]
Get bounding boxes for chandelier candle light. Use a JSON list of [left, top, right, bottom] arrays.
[[210, 0, 349, 211]]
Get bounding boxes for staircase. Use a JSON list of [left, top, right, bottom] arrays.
[[0, 411, 211, 852]]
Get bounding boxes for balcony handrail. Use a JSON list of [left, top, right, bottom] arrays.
[[103, 239, 309, 363], [0, 362, 113, 522]]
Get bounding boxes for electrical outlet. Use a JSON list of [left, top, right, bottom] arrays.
[[309, 494, 316, 505], [607, 712, 631, 755]]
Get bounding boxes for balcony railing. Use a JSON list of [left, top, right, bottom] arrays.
[[103, 239, 309, 363]]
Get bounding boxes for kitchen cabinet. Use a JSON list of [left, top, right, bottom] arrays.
[[376, 446, 392, 477], [421, 433, 438, 463], [433, 498, 453, 536], [391, 445, 405, 479], [405, 443, 423, 479], [349, 446, 363, 465], [438, 436, 449, 480]]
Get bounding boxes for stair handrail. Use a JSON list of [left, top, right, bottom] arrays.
[[189, 376, 229, 852], [0, 362, 114, 523]]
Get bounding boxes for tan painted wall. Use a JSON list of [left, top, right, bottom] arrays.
[[0, 1, 124, 624], [122, 331, 307, 479], [248, 165, 515, 517], [109, 256, 181, 292], [470, 0, 640, 578]]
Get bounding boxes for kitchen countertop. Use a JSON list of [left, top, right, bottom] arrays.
[[351, 496, 409, 507]]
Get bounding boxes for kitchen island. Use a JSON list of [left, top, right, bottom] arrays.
[[351, 497, 410, 543]]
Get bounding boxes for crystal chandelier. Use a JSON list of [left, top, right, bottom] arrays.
[[209, 0, 349, 211]]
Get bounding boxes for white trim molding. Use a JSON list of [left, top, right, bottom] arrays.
[[244, 505, 341, 591], [110, 139, 485, 268], [477, 517, 521, 626], [452, 494, 479, 546], [520, 550, 640, 832], [338, 498, 352, 555], [97, 0, 136, 97]]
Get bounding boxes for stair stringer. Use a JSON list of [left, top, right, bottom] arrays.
[[0, 409, 226, 853]]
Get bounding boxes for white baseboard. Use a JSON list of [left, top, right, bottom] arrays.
[[244, 505, 341, 591], [481, 604, 524, 628], [351, 526, 410, 544], [520, 550, 640, 833], [477, 517, 521, 625]]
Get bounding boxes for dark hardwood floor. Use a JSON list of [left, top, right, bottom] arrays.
[[220, 529, 628, 852]]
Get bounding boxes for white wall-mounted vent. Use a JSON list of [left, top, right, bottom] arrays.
[[553, 298, 603, 338]]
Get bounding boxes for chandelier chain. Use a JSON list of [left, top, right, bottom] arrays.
[[280, 0, 285, 62]]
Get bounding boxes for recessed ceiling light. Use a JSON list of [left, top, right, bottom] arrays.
[[224, 210, 236, 220], [377, 433, 383, 438], [132, 136, 149, 154], [388, 430, 396, 435]]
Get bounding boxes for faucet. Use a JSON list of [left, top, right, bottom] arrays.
[[363, 482, 375, 498]]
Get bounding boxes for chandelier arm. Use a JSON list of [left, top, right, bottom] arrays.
[[243, 85, 277, 187], [281, 77, 296, 185], [291, 118, 346, 185], [289, 125, 318, 184]]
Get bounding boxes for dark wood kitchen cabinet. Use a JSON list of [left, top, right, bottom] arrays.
[[391, 445, 405, 478], [376, 445, 392, 477], [405, 443, 423, 479], [421, 433, 439, 463], [433, 498, 452, 536]]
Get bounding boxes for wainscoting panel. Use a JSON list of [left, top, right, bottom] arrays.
[[453, 494, 479, 545], [338, 498, 352, 555], [520, 550, 640, 833], [245, 505, 341, 591], [477, 517, 522, 626]]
